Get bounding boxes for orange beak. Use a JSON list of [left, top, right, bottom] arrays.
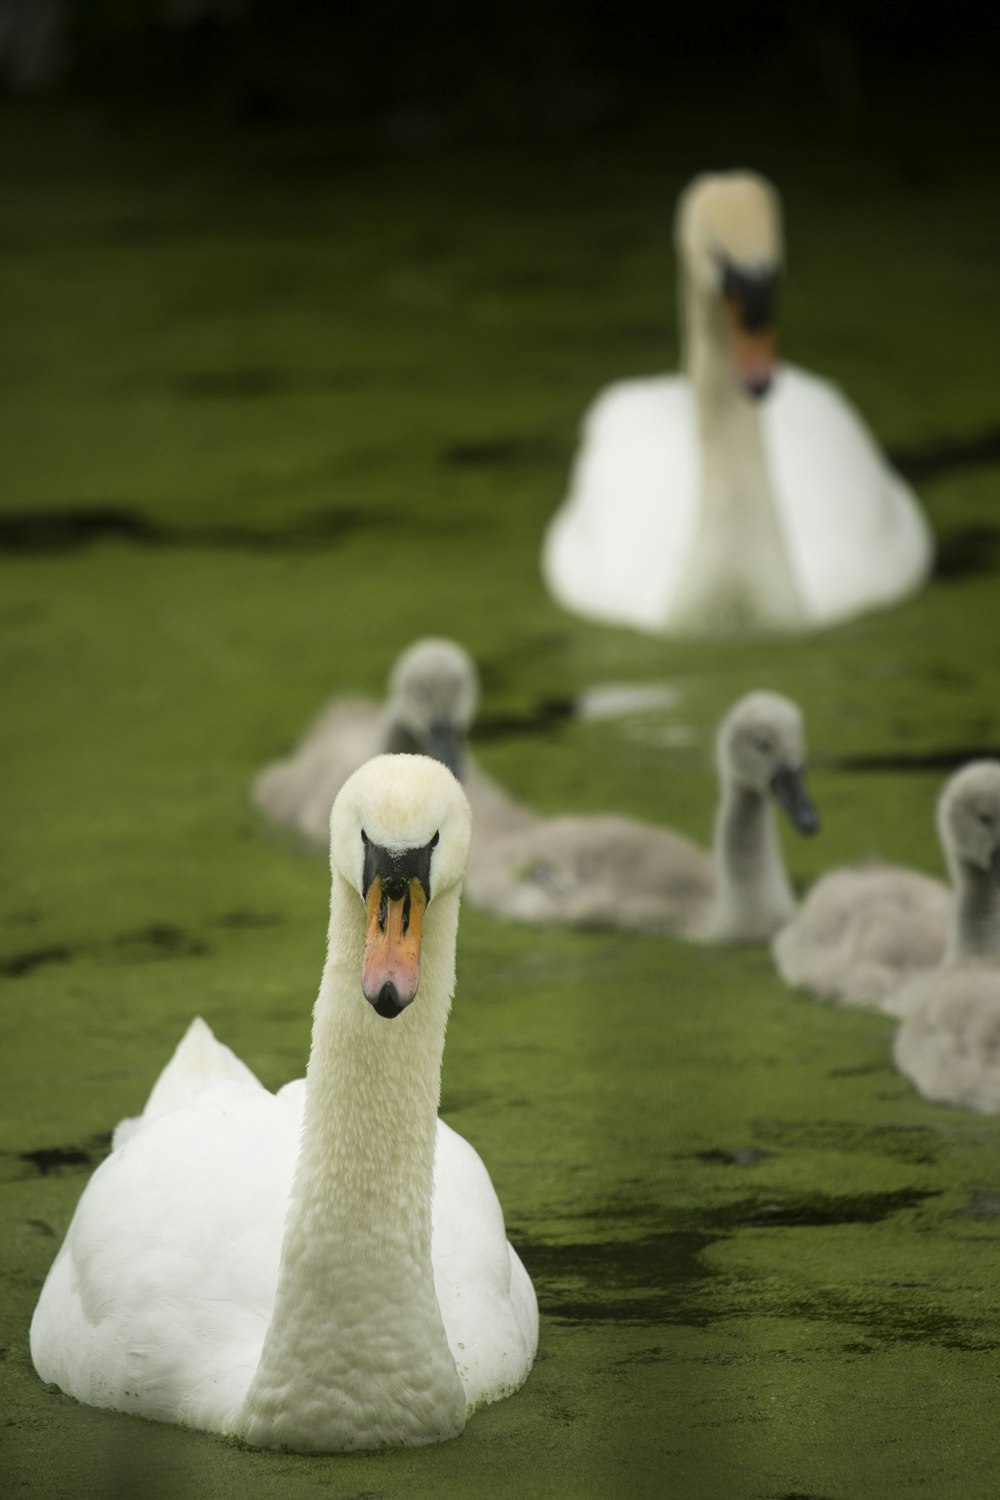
[[362, 874, 427, 1018], [724, 299, 777, 399]]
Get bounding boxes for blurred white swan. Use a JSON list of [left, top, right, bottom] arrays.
[[542, 169, 933, 635]]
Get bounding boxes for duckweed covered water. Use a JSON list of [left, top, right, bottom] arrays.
[[2, 81, 1000, 1499]]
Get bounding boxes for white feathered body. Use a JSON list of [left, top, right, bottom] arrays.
[[31, 1020, 537, 1437], [543, 365, 932, 632]]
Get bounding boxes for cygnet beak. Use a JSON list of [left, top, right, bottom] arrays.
[[425, 718, 463, 781], [770, 765, 820, 835]]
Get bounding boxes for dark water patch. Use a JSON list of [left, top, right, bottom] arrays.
[[826, 1063, 884, 1079], [750, 1120, 941, 1167], [211, 910, 282, 929], [704, 1185, 938, 1231], [611, 1343, 670, 1369], [0, 601, 49, 628], [18, 1144, 93, 1177], [0, 504, 386, 556], [517, 1227, 720, 1327], [513, 1185, 939, 1333], [889, 426, 1000, 485], [934, 524, 1000, 581], [3, 925, 220, 977], [695, 1147, 777, 1167], [439, 437, 564, 468], [114, 924, 210, 961], [0, 508, 160, 552], [475, 696, 576, 741], [777, 1284, 1000, 1353], [174, 367, 368, 399], [0, 945, 74, 978], [177, 368, 286, 399], [820, 746, 1000, 773]]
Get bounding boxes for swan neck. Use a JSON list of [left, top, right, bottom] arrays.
[[381, 713, 423, 757], [682, 276, 740, 410], [240, 872, 466, 1451], [670, 275, 804, 632], [949, 857, 1000, 961], [709, 781, 795, 940]]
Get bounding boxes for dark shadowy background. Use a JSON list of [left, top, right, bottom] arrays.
[[2, 0, 996, 148]]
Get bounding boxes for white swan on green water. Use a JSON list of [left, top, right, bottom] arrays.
[[31, 755, 537, 1452], [543, 169, 933, 635]]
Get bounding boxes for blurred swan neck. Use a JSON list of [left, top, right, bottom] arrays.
[[670, 279, 804, 632], [709, 782, 795, 940], [949, 858, 1000, 962]]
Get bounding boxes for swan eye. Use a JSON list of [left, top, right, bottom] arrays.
[[430, 831, 440, 849]]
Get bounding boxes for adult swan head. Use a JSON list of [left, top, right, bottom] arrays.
[[31, 754, 538, 1452]]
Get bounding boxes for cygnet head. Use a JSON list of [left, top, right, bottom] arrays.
[[717, 691, 819, 834], [937, 761, 1000, 878], [331, 754, 472, 1020], [675, 170, 783, 399], [387, 638, 479, 780]]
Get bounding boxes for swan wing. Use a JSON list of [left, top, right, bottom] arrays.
[[764, 366, 934, 623], [31, 1063, 304, 1435], [112, 1015, 265, 1147], [432, 1119, 538, 1410], [543, 377, 698, 629]]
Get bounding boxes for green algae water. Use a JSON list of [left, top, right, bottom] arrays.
[[3, 85, 1000, 1499]]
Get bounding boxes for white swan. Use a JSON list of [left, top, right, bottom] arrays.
[[464, 691, 819, 942], [31, 755, 538, 1452], [542, 169, 933, 634], [774, 761, 1000, 1009], [253, 637, 533, 855]]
